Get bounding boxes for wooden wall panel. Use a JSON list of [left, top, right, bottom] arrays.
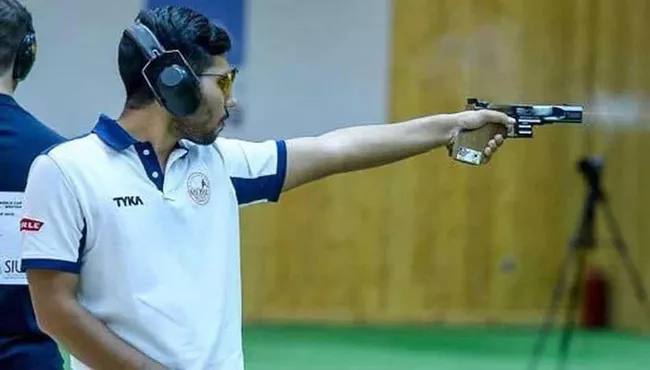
[[240, 0, 650, 333]]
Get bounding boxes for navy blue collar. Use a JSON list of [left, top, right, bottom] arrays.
[[92, 114, 186, 151], [92, 114, 137, 151]]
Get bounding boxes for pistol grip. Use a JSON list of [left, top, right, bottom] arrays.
[[449, 123, 507, 165]]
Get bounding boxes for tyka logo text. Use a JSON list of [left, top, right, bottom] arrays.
[[113, 196, 144, 208]]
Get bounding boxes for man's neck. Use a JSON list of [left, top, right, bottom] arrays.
[[0, 75, 15, 96], [118, 106, 180, 171]]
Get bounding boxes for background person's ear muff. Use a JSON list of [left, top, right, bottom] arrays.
[[123, 22, 202, 117], [12, 23, 36, 81]]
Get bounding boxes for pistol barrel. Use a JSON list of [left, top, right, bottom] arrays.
[[466, 98, 585, 139], [524, 105, 584, 124], [467, 98, 584, 124]]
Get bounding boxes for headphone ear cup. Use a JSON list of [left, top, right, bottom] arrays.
[[142, 51, 202, 117], [157, 65, 202, 117], [12, 32, 36, 81]]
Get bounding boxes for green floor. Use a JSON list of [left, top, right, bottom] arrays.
[[63, 325, 650, 369]]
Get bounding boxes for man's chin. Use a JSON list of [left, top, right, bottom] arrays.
[[187, 136, 217, 146], [187, 127, 223, 146], [182, 115, 227, 145]]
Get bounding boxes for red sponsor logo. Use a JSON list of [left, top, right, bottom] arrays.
[[20, 218, 44, 232]]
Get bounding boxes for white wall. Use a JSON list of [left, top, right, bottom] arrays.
[[15, 0, 392, 141], [16, 0, 141, 138], [231, 0, 392, 140]]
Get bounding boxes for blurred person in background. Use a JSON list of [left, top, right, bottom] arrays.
[[0, 0, 66, 369], [19, 5, 512, 370]]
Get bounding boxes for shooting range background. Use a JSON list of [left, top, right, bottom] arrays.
[[242, 0, 650, 339], [11, 0, 650, 366]]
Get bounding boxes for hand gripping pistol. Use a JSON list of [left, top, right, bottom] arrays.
[[449, 98, 584, 165]]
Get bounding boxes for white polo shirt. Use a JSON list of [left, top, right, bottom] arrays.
[[20, 114, 287, 370]]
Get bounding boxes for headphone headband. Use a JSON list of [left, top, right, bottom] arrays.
[[123, 22, 165, 60]]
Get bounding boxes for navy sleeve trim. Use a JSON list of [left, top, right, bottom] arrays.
[[21, 259, 80, 274], [273, 140, 288, 201], [230, 140, 288, 205]]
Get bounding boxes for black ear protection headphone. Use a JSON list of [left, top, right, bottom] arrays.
[[123, 21, 202, 117], [13, 21, 37, 81]]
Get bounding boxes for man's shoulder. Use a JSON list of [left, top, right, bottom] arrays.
[[212, 136, 280, 154], [182, 137, 277, 150], [2, 104, 65, 144], [27, 134, 110, 189], [180, 137, 239, 158], [44, 133, 103, 167], [30, 119, 66, 144], [21, 111, 62, 136]]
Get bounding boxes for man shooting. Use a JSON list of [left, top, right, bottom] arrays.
[[21, 6, 511, 370]]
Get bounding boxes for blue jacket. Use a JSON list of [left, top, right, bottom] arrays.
[[0, 93, 65, 369]]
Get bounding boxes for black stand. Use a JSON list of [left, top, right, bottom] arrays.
[[527, 156, 650, 370]]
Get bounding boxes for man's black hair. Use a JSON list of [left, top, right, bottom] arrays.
[[118, 6, 232, 109], [0, 0, 33, 75]]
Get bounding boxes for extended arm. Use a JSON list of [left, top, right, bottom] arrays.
[[282, 109, 513, 192], [27, 270, 165, 370]]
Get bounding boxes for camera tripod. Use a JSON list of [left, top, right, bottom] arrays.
[[527, 156, 650, 370]]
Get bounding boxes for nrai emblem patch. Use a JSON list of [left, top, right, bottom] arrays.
[[187, 172, 210, 205]]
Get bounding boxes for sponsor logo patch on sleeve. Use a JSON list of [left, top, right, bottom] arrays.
[[20, 218, 44, 232]]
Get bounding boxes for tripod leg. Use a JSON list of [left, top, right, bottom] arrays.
[[557, 248, 588, 370], [527, 241, 577, 370], [603, 202, 650, 326]]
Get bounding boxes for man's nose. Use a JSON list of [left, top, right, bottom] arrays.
[[226, 97, 237, 109]]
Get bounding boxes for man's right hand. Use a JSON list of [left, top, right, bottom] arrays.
[[454, 109, 515, 131], [27, 269, 166, 370], [447, 109, 513, 161]]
